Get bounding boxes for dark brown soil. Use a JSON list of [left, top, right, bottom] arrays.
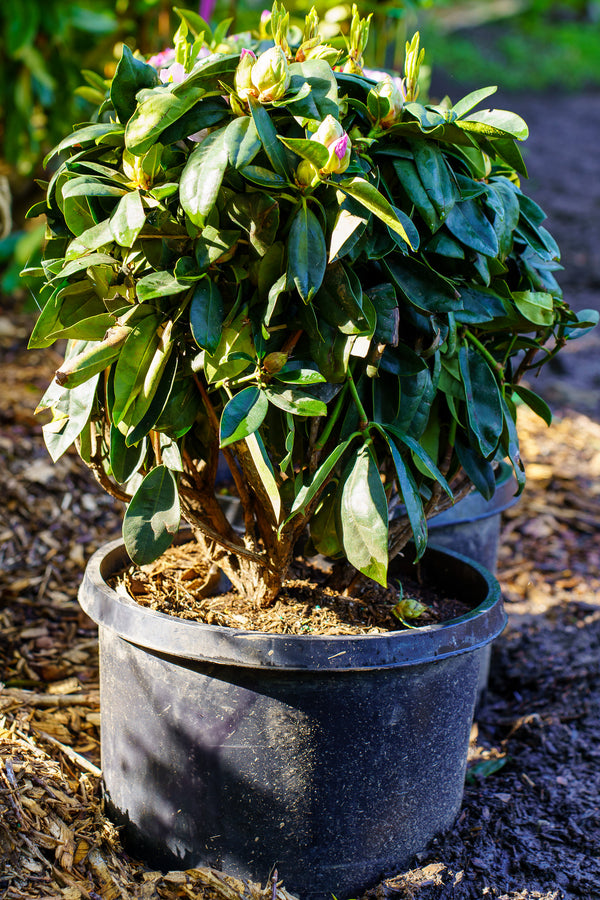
[[115, 540, 470, 634], [1, 88, 600, 899]]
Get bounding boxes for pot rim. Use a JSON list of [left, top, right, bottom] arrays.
[[79, 536, 505, 672]]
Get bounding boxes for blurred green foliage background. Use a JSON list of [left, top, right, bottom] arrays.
[[2, 0, 599, 309]]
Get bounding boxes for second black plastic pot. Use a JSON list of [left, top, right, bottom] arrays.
[[79, 538, 505, 900]]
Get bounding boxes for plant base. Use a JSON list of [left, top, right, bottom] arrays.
[[80, 539, 504, 899]]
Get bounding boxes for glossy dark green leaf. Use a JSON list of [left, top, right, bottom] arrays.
[[225, 116, 262, 168], [110, 426, 147, 484], [315, 261, 369, 335], [287, 204, 326, 302], [454, 437, 496, 501], [339, 444, 389, 586], [123, 352, 178, 446], [384, 424, 452, 498], [123, 466, 180, 565], [44, 123, 125, 167], [190, 277, 224, 355], [286, 438, 353, 521], [220, 387, 268, 447], [454, 286, 507, 324], [380, 428, 427, 559], [180, 127, 228, 227], [337, 177, 414, 248], [411, 140, 459, 219], [112, 313, 162, 424], [444, 199, 499, 258], [392, 157, 440, 232], [385, 256, 463, 314], [287, 59, 339, 121], [458, 344, 503, 459], [273, 364, 326, 385], [263, 386, 327, 417], [308, 485, 344, 558], [110, 44, 160, 124], [403, 102, 446, 133], [512, 384, 552, 426], [125, 86, 205, 156], [239, 165, 289, 189], [110, 190, 145, 247], [160, 96, 229, 144], [249, 96, 293, 180], [500, 396, 526, 494], [328, 205, 367, 262], [227, 193, 279, 257], [136, 270, 189, 301]]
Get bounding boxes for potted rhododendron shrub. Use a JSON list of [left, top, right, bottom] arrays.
[[25, 4, 597, 897]]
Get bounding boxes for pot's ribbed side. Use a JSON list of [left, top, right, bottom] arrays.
[[79, 539, 505, 900]]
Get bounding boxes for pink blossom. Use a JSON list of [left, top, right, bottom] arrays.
[[332, 134, 349, 160], [261, 10, 271, 23], [148, 48, 175, 69], [241, 48, 257, 60], [159, 62, 186, 84]]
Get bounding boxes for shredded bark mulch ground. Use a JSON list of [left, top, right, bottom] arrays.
[[2, 88, 600, 900]]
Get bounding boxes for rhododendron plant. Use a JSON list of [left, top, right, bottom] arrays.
[[25, 3, 597, 608]]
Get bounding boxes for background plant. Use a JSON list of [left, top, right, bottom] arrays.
[[26, 3, 597, 609]]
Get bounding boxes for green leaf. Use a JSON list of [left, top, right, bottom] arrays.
[[340, 444, 389, 586], [220, 387, 268, 447], [239, 165, 289, 189], [512, 384, 552, 426], [245, 432, 281, 523], [227, 192, 279, 257], [452, 86, 498, 119], [110, 427, 147, 484], [385, 256, 463, 314], [445, 199, 499, 258], [392, 158, 440, 232], [125, 86, 204, 156], [112, 313, 162, 424], [41, 375, 99, 462], [500, 396, 526, 494], [110, 44, 160, 124], [249, 96, 293, 181], [380, 429, 427, 559], [458, 344, 503, 459], [461, 108, 528, 140], [411, 140, 459, 219], [190, 278, 224, 355], [454, 437, 495, 501], [160, 96, 229, 144], [287, 59, 339, 121], [263, 386, 327, 417], [123, 466, 180, 565], [180, 127, 228, 227], [225, 116, 262, 168], [110, 190, 146, 247], [328, 205, 367, 262], [278, 135, 329, 170], [337, 177, 414, 248], [44, 123, 125, 167], [384, 424, 452, 499], [287, 204, 327, 302], [512, 291, 554, 327], [136, 271, 189, 301], [286, 438, 353, 521]]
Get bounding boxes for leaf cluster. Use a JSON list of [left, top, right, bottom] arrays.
[[25, 3, 597, 605]]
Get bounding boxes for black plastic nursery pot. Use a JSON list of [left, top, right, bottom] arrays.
[[427, 461, 518, 573], [79, 537, 505, 900]]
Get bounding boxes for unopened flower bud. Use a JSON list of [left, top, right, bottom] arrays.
[[311, 114, 352, 175], [263, 351, 288, 374], [296, 159, 318, 186], [234, 48, 257, 101], [250, 45, 290, 103], [369, 75, 404, 127]]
